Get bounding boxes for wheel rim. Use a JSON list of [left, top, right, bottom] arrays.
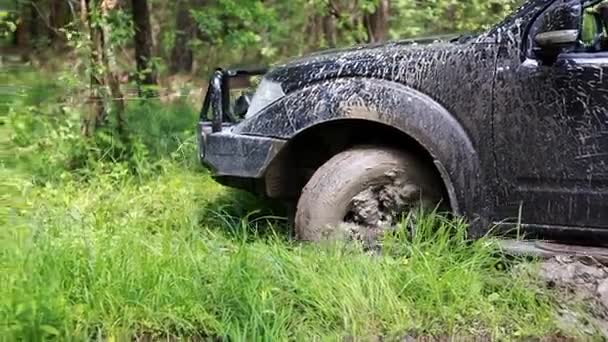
[[342, 171, 425, 244]]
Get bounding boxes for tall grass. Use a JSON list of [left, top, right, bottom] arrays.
[[1, 166, 567, 340], [0, 68, 595, 340]]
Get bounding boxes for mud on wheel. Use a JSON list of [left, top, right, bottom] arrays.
[[295, 146, 446, 243]]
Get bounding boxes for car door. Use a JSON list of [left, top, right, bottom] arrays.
[[493, 0, 608, 231]]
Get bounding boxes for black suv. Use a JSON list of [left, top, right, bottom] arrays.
[[199, 0, 608, 243]]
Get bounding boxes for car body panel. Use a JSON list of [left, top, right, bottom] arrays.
[[493, 0, 608, 228], [235, 78, 485, 223]]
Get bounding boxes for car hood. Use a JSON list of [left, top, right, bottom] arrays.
[[264, 33, 478, 93]]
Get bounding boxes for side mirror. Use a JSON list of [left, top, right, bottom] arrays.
[[534, 1, 582, 63], [535, 29, 579, 46]]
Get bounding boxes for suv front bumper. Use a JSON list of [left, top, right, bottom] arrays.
[[198, 122, 285, 179], [198, 68, 285, 181]]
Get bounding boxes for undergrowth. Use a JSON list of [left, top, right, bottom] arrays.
[[0, 68, 594, 340]]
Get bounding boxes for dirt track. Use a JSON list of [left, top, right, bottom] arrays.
[[538, 256, 608, 336]]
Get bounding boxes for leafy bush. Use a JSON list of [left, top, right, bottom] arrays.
[[186, 0, 525, 69], [3, 68, 200, 183]]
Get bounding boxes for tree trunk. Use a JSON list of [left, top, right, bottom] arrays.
[[170, 0, 196, 74], [30, 0, 50, 45], [322, 1, 339, 48], [15, 1, 31, 50], [81, 0, 126, 138], [365, 0, 390, 43], [131, 0, 158, 97], [81, 0, 106, 137], [322, 15, 337, 48], [305, 11, 320, 50], [100, 0, 126, 138], [49, 0, 70, 43]]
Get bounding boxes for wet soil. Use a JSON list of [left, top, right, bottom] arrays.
[[347, 170, 421, 228], [343, 170, 431, 247], [536, 255, 608, 336]]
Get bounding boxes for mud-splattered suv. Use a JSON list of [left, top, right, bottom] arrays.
[[198, 0, 608, 243]]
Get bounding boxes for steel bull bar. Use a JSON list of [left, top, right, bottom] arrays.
[[199, 67, 267, 133], [198, 67, 287, 186], [198, 67, 268, 165]]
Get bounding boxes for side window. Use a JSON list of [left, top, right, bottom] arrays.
[[579, 0, 608, 51]]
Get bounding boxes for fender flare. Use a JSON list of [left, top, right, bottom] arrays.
[[235, 77, 487, 221]]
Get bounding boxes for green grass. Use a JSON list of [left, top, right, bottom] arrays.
[[0, 67, 597, 340]]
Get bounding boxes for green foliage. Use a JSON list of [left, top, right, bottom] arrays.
[[103, 7, 135, 47], [393, 0, 523, 37], [6, 0, 527, 74], [184, 0, 526, 70], [0, 10, 17, 40], [190, 0, 308, 63], [581, 1, 608, 49], [2, 68, 198, 183]]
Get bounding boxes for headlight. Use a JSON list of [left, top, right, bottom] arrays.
[[245, 79, 285, 118]]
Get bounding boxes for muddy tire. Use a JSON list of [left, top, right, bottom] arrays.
[[295, 146, 445, 242]]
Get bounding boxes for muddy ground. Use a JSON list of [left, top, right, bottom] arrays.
[[535, 255, 608, 337]]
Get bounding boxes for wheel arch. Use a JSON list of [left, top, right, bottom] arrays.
[[265, 118, 459, 213], [236, 77, 485, 220]]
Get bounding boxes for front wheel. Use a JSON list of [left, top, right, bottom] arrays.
[[295, 146, 446, 242]]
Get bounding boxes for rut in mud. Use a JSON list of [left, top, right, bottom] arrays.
[[344, 171, 421, 244]]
